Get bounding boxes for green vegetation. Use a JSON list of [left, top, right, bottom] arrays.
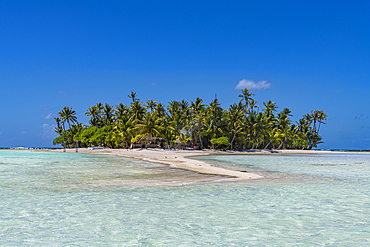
[[53, 89, 327, 150], [211, 137, 230, 150]]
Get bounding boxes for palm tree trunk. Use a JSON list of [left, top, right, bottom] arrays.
[[62, 124, 66, 152], [264, 139, 273, 149], [68, 122, 75, 150], [197, 118, 203, 149], [277, 139, 284, 149], [230, 130, 237, 150], [317, 123, 321, 135]]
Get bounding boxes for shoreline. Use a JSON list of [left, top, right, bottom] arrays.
[[49, 148, 345, 183]]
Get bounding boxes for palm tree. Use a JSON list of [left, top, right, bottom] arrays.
[[202, 99, 223, 148], [115, 103, 127, 120], [306, 130, 323, 150], [262, 100, 278, 120], [85, 105, 102, 127], [225, 103, 244, 149], [276, 108, 292, 149], [102, 103, 115, 126], [209, 98, 222, 137], [250, 112, 267, 149], [134, 113, 162, 138], [129, 100, 146, 121], [245, 111, 265, 149], [167, 101, 180, 117], [315, 110, 328, 134], [154, 103, 166, 119], [59, 106, 77, 151], [54, 117, 63, 135], [303, 110, 327, 149], [160, 120, 177, 147], [191, 97, 205, 149], [134, 112, 166, 148], [310, 110, 320, 133], [146, 100, 158, 115], [114, 114, 134, 148], [249, 99, 258, 113], [180, 100, 192, 133], [239, 88, 254, 113], [239, 89, 254, 149], [72, 122, 83, 151], [54, 117, 65, 150], [167, 101, 185, 135], [128, 91, 138, 102]]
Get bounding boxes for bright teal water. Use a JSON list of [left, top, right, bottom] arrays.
[[1, 150, 370, 246]]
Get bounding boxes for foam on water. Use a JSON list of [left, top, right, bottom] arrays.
[[1, 150, 370, 245]]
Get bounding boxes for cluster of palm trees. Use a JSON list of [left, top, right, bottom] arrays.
[[53, 90, 327, 150]]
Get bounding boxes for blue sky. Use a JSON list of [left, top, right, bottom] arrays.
[[0, 0, 369, 149]]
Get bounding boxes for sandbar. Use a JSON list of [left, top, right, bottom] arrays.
[[51, 148, 340, 183]]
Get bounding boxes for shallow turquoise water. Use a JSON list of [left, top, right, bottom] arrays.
[[1, 150, 370, 246]]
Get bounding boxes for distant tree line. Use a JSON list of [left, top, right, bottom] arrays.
[[53, 89, 327, 150]]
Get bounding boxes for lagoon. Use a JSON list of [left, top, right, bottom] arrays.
[[1, 150, 370, 245]]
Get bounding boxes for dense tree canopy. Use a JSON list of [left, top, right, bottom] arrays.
[[54, 89, 327, 150]]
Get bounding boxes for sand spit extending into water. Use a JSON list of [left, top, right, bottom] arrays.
[[51, 148, 339, 183]]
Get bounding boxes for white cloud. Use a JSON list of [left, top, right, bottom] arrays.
[[151, 82, 158, 86], [235, 79, 271, 90], [42, 123, 56, 139], [355, 113, 363, 119], [43, 113, 54, 120]]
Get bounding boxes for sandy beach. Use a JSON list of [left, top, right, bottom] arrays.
[[51, 148, 339, 183]]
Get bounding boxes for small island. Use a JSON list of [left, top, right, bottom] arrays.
[[53, 89, 327, 152]]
